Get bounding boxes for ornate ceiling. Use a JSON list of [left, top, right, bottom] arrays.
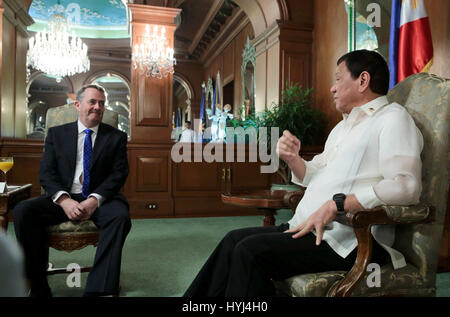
[[27, 0, 241, 62], [28, 0, 129, 38]]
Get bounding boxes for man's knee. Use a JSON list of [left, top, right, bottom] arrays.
[[13, 199, 35, 222], [98, 200, 131, 226]]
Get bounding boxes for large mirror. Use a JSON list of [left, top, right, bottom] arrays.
[[241, 36, 256, 117], [346, 0, 391, 60], [171, 74, 194, 141], [89, 72, 131, 138], [26, 73, 71, 139], [172, 75, 192, 134]]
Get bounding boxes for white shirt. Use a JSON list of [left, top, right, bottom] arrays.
[[289, 96, 423, 269], [52, 121, 104, 206], [179, 128, 195, 142]]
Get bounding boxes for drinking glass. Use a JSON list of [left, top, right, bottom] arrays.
[[0, 157, 14, 190]]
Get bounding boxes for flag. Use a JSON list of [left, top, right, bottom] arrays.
[[176, 108, 181, 127], [389, 0, 433, 89], [212, 85, 216, 115], [199, 82, 206, 138]]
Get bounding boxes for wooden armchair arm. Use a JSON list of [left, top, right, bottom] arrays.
[[339, 204, 434, 227], [328, 204, 434, 297], [283, 189, 305, 213]]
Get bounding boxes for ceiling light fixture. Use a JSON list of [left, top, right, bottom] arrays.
[[132, 25, 176, 79], [26, 1, 90, 83]]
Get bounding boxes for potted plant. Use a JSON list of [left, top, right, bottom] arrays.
[[257, 82, 325, 186], [226, 111, 259, 143]]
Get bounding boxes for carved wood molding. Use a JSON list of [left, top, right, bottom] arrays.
[[48, 233, 99, 252]]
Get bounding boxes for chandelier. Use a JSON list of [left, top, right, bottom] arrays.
[[132, 25, 176, 79], [27, 4, 90, 83]]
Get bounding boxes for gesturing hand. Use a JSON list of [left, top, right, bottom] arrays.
[[276, 130, 301, 165], [284, 200, 337, 245]]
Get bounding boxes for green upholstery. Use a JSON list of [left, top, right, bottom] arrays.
[[47, 220, 99, 234], [44, 103, 118, 235], [275, 73, 449, 297], [45, 103, 119, 132], [274, 271, 346, 297]]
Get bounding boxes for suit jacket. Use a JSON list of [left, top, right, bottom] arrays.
[[39, 121, 129, 206]]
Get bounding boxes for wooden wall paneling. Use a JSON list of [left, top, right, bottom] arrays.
[[136, 74, 170, 127], [281, 49, 311, 88], [128, 4, 180, 143], [128, 199, 174, 218], [1, 16, 15, 137], [126, 147, 172, 195], [125, 145, 174, 218], [228, 145, 273, 192], [426, 0, 450, 79], [0, 4, 3, 133], [312, 0, 352, 135], [130, 66, 173, 143], [135, 155, 169, 192], [172, 143, 224, 196], [173, 161, 223, 196], [223, 40, 235, 84], [14, 29, 28, 138], [229, 161, 272, 192], [279, 25, 313, 92]]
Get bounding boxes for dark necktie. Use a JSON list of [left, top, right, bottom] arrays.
[[82, 129, 93, 198]]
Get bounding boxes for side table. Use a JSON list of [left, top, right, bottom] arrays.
[[221, 190, 291, 226], [0, 184, 32, 232]]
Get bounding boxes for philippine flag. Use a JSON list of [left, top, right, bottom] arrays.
[[389, 0, 433, 89]]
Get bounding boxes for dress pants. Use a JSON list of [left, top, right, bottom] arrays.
[[184, 223, 390, 297], [13, 194, 131, 297]]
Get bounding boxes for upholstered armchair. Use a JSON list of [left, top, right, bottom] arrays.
[[274, 72, 449, 297], [43, 103, 118, 275]]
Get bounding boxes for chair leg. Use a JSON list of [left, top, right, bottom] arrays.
[[47, 262, 93, 275]]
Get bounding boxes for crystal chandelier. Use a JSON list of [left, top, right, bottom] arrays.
[[26, 4, 90, 83], [132, 25, 176, 79]]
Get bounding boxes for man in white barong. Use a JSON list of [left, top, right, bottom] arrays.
[[184, 49, 423, 297]]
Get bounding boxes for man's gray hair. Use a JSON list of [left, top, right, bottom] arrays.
[[76, 84, 107, 102]]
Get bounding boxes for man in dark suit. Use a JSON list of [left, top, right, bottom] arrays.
[[13, 84, 131, 297]]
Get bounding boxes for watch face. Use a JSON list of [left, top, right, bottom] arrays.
[[333, 193, 346, 212], [333, 193, 346, 201]]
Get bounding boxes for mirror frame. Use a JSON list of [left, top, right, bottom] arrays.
[[241, 36, 256, 116], [174, 74, 194, 124], [25, 72, 73, 139], [205, 76, 214, 125]]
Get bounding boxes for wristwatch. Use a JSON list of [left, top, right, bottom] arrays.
[[333, 193, 347, 216]]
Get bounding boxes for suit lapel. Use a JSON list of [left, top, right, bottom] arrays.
[[67, 122, 78, 177]]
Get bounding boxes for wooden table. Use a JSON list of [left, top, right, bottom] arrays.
[[221, 190, 291, 226], [0, 184, 32, 231]]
